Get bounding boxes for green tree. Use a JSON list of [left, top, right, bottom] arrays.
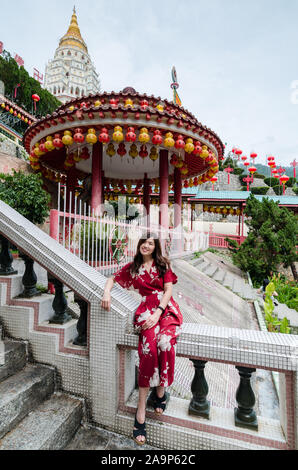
[[0, 170, 50, 225], [0, 50, 61, 117], [226, 194, 298, 284]]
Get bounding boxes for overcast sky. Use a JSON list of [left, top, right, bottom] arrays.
[[1, 0, 298, 167]]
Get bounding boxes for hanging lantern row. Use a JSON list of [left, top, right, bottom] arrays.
[[31, 126, 219, 161], [203, 205, 243, 217], [0, 102, 33, 125], [67, 97, 178, 114]]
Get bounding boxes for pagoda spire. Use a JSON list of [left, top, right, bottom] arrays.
[[59, 7, 88, 53]]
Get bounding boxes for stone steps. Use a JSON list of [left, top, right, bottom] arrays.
[[0, 393, 83, 450], [0, 336, 83, 450], [190, 254, 260, 301]]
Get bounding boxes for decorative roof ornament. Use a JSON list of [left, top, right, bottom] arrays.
[[59, 6, 88, 53], [171, 67, 182, 107]]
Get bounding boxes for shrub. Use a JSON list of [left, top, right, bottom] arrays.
[[286, 177, 296, 187], [234, 168, 244, 176], [264, 177, 279, 187], [226, 194, 298, 284], [253, 173, 265, 179], [0, 170, 50, 224], [293, 186, 298, 195], [273, 185, 283, 195], [251, 187, 269, 195]]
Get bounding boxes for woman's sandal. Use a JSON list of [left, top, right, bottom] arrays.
[[133, 414, 147, 446], [147, 388, 170, 416]]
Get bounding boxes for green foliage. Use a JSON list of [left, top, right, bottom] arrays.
[[293, 186, 298, 195], [233, 167, 244, 175], [0, 50, 61, 117], [272, 185, 283, 195], [251, 187, 269, 195], [226, 194, 298, 284], [264, 177, 279, 187], [0, 170, 50, 224], [240, 186, 248, 191], [253, 173, 265, 179], [286, 177, 296, 187], [264, 280, 291, 333], [271, 274, 298, 311]]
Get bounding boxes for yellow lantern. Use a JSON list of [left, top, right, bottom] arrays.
[[181, 166, 188, 175], [139, 128, 150, 143], [129, 144, 138, 159], [9, 108, 13, 114], [185, 138, 195, 154], [94, 100, 101, 107], [176, 158, 184, 168], [236, 208, 241, 216], [149, 147, 159, 161], [68, 106, 75, 111], [189, 178, 194, 187], [73, 151, 81, 162], [222, 207, 228, 215], [86, 128, 97, 145], [124, 98, 134, 108], [113, 126, 124, 143], [45, 136, 55, 152], [229, 208, 234, 215], [106, 143, 116, 157], [1, 103, 5, 108], [164, 132, 175, 148], [156, 104, 164, 112], [210, 207, 215, 213], [62, 130, 73, 146]]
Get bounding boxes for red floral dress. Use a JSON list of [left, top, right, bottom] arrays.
[[113, 260, 183, 388]]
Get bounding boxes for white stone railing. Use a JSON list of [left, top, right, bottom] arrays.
[[0, 200, 297, 450]]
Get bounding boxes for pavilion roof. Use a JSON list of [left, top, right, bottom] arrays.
[[190, 190, 298, 207]]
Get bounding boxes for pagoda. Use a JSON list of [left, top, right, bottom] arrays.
[[44, 7, 100, 104]]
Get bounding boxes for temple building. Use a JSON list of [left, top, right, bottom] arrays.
[[44, 7, 100, 104]]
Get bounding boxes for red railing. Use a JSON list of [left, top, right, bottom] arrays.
[[209, 233, 247, 248]]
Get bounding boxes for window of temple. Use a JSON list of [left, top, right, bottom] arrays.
[[68, 51, 71, 56], [76, 87, 80, 95]]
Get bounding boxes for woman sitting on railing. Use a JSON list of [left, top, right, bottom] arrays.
[[101, 232, 183, 446]]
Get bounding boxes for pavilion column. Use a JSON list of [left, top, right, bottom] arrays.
[[66, 167, 77, 213], [91, 142, 103, 215], [174, 167, 182, 254], [241, 205, 244, 239], [143, 173, 150, 228], [159, 150, 169, 249]]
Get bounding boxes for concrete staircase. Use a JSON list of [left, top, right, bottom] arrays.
[[0, 325, 83, 450], [189, 251, 260, 301]]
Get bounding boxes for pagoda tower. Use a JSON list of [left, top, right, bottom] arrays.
[[44, 7, 100, 104]]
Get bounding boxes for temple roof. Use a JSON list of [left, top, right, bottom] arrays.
[[59, 7, 88, 53]]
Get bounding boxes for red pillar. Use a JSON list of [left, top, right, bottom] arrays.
[[241, 205, 244, 238], [159, 150, 169, 250], [143, 173, 150, 228], [91, 142, 103, 214], [174, 168, 182, 228], [173, 167, 183, 254]]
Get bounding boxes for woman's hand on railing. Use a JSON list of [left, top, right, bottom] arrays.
[[101, 292, 111, 311]]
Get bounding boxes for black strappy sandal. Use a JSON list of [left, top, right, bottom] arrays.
[[133, 413, 147, 446], [147, 388, 170, 416]]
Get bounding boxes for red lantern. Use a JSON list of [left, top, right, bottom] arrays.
[[280, 175, 289, 195], [250, 152, 257, 160], [73, 128, 85, 143], [110, 98, 118, 108], [139, 144, 148, 159], [125, 127, 136, 142], [117, 143, 126, 157], [241, 155, 247, 162], [244, 161, 250, 167], [99, 127, 110, 144], [210, 176, 218, 191], [32, 94, 40, 112], [53, 134, 64, 149], [175, 135, 185, 150], [80, 147, 90, 160], [140, 100, 149, 110], [152, 130, 163, 146]]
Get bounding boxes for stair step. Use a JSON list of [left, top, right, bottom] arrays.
[[0, 364, 55, 438], [197, 260, 210, 272], [0, 340, 27, 383], [204, 264, 218, 277], [222, 272, 235, 289], [213, 269, 225, 283], [0, 393, 83, 450]]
